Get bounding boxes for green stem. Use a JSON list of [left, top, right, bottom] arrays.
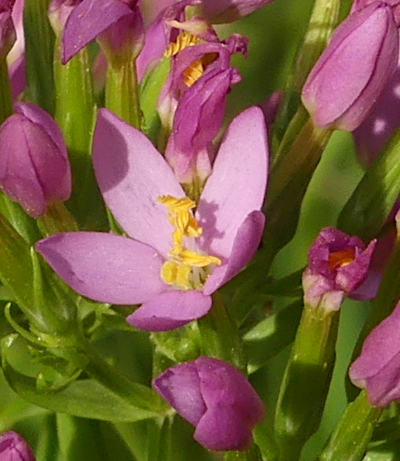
[[198, 293, 246, 372], [224, 445, 263, 461], [105, 59, 142, 128], [37, 202, 79, 236], [24, 0, 55, 113], [0, 58, 13, 123], [274, 305, 339, 460], [265, 116, 332, 252], [319, 391, 382, 461], [53, 36, 106, 229], [81, 339, 166, 415]]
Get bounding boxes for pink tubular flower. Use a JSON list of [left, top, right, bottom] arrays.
[[36, 106, 268, 331], [62, 0, 144, 64], [303, 227, 376, 311], [153, 357, 265, 450], [302, 2, 399, 131], [7, 0, 25, 99], [137, 0, 212, 80], [0, 431, 35, 461], [0, 102, 72, 217], [162, 35, 247, 183], [350, 300, 400, 407]]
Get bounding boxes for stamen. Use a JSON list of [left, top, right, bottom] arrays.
[[164, 31, 202, 58], [158, 194, 222, 290], [170, 247, 221, 268], [328, 248, 356, 270], [183, 53, 219, 88]]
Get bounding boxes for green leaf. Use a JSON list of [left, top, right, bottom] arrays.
[[244, 302, 302, 373], [140, 58, 170, 143], [3, 361, 157, 423], [24, 0, 55, 113], [338, 128, 400, 240]]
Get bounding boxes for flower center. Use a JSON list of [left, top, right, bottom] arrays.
[[164, 31, 218, 87], [158, 195, 221, 290], [328, 248, 356, 270]]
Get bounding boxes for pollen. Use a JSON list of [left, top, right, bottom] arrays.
[[183, 53, 219, 88], [158, 195, 221, 290], [328, 248, 356, 270], [164, 31, 202, 58]]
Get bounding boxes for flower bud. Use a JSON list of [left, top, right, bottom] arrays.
[[0, 431, 35, 461], [350, 300, 400, 407], [153, 357, 265, 451], [303, 227, 376, 310], [302, 2, 399, 131], [201, 0, 274, 23], [0, 102, 71, 217]]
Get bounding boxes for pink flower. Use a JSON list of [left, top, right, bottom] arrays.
[[36, 107, 268, 331]]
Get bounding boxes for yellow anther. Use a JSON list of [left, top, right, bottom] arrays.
[[158, 195, 196, 212], [183, 53, 219, 88], [161, 261, 192, 290], [170, 247, 221, 268], [158, 194, 221, 290], [164, 31, 202, 58]]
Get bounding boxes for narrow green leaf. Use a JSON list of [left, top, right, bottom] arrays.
[[24, 0, 55, 113], [244, 302, 302, 373]]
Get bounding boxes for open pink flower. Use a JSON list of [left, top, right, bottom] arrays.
[[36, 106, 268, 331]]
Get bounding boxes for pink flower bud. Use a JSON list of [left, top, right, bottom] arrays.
[[0, 102, 71, 217], [0, 431, 35, 461], [302, 2, 399, 131], [153, 357, 265, 451]]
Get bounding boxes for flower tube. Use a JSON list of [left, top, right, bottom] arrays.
[[153, 357, 265, 450], [36, 106, 268, 331]]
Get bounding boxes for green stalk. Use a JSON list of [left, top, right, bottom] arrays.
[[0, 58, 13, 123], [24, 0, 55, 113], [224, 445, 263, 461], [320, 391, 382, 461], [37, 202, 79, 236], [198, 293, 246, 372], [53, 37, 106, 229], [265, 117, 332, 252], [105, 59, 142, 128], [274, 304, 339, 460]]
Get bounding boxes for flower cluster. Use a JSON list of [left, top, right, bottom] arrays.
[[3, 0, 400, 459]]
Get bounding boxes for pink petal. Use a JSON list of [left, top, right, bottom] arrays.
[[62, 0, 133, 63], [93, 109, 185, 258], [196, 106, 268, 259], [194, 406, 253, 451], [203, 211, 265, 295], [36, 232, 165, 304], [127, 290, 212, 331], [152, 362, 206, 426]]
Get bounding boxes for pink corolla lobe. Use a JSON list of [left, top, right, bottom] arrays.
[[62, 0, 144, 64], [36, 106, 269, 331], [0, 102, 71, 217], [350, 300, 400, 407], [302, 2, 399, 131], [153, 357, 265, 450], [0, 431, 35, 461], [303, 227, 376, 310]]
